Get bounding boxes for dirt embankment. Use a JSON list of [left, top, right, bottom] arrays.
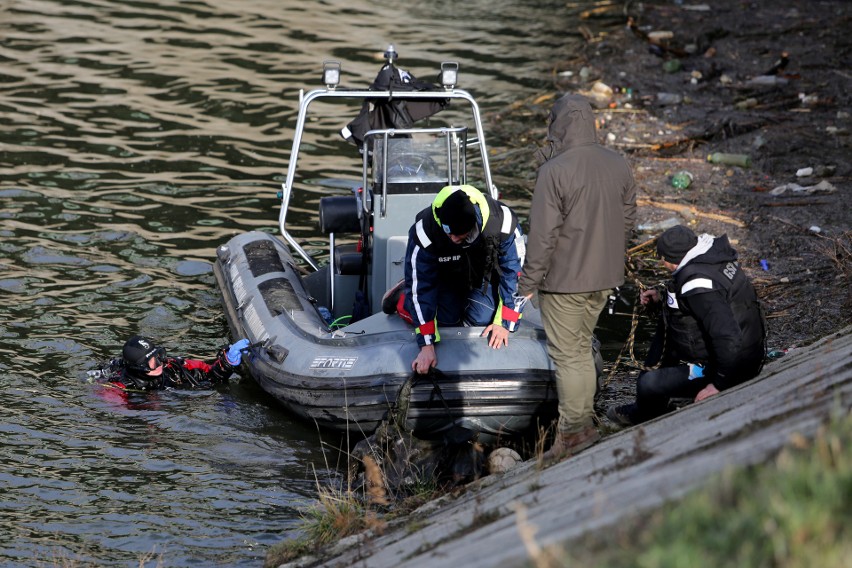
[[489, 0, 851, 360]]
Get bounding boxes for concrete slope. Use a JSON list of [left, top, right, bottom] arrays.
[[303, 327, 852, 568]]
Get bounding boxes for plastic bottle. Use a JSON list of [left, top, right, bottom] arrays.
[[707, 152, 751, 167], [637, 216, 681, 232], [592, 81, 613, 98], [745, 75, 788, 87], [663, 59, 682, 73], [735, 97, 758, 110], [647, 30, 674, 41], [656, 92, 683, 105], [671, 171, 693, 189]]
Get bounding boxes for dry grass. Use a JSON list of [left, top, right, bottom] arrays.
[[36, 548, 164, 568], [264, 482, 387, 568]]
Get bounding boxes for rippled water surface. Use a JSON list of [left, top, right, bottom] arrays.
[[1, 0, 600, 565]]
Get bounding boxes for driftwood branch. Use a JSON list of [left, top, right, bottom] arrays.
[[638, 197, 746, 227], [628, 237, 658, 255]]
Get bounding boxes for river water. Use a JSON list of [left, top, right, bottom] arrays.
[[0, 1, 609, 565]]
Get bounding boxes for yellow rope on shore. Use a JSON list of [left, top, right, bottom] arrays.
[[603, 253, 666, 387]]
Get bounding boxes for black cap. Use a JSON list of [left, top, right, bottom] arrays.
[[122, 335, 163, 372], [657, 225, 698, 264], [437, 190, 477, 235]]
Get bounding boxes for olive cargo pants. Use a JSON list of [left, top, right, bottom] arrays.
[[540, 290, 610, 432]]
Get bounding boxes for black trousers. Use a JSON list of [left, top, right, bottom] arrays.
[[635, 323, 764, 421]]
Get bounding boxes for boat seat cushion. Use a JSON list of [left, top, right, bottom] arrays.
[[334, 244, 362, 275], [319, 196, 360, 234]]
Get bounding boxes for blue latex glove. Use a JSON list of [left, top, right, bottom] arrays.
[[226, 339, 251, 366], [687, 363, 705, 381]]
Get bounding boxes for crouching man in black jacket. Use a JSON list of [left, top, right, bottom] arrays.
[[608, 225, 766, 427]]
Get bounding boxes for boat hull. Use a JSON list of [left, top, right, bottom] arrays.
[[213, 231, 576, 442]]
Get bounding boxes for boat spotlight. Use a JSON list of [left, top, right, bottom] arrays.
[[322, 60, 341, 89], [440, 62, 459, 89], [384, 44, 397, 64]]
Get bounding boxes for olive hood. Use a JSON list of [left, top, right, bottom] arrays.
[[534, 94, 598, 165]]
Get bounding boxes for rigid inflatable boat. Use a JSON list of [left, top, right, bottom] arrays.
[[213, 48, 601, 443]]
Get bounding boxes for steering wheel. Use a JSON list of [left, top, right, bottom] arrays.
[[387, 153, 441, 179]]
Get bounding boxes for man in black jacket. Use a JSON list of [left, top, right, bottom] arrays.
[[608, 225, 766, 426]]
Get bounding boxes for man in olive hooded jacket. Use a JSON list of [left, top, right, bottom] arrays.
[[519, 94, 636, 462]]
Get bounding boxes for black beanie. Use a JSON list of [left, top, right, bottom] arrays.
[[657, 225, 698, 264], [437, 190, 477, 235]]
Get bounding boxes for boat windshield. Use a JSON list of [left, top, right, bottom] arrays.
[[369, 127, 467, 188]]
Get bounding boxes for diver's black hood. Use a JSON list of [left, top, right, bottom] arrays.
[[122, 336, 162, 370]]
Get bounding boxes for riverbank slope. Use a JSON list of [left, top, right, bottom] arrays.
[[277, 327, 851, 567]]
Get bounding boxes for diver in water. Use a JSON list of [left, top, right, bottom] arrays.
[[102, 335, 251, 391]]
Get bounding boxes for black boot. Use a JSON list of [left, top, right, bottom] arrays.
[[381, 279, 405, 315], [606, 403, 639, 429]]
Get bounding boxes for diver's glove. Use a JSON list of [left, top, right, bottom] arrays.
[[226, 339, 251, 366]]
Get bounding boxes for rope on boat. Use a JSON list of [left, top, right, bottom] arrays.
[[389, 374, 415, 432], [389, 370, 467, 442]]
